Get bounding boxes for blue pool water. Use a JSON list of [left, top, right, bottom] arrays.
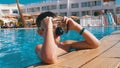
[[0, 26, 120, 68]]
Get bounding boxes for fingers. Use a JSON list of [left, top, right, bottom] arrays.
[[43, 16, 53, 23], [42, 16, 53, 30], [63, 16, 71, 24]]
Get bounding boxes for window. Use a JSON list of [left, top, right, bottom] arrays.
[[1, 9, 10, 14], [81, 1, 101, 7], [88, 2, 91, 7], [82, 11, 90, 16], [42, 6, 47, 11], [42, 6, 50, 11], [116, 7, 120, 14], [91, 1, 101, 7], [31, 8, 34, 12], [81, 2, 88, 7], [71, 11, 79, 16], [51, 5, 57, 10], [71, 3, 79, 8], [34, 7, 40, 12], [27, 8, 29, 12], [12, 9, 18, 14], [92, 1, 96, 6], [109, 9, 114, 13], [22, 9, 26, 13], [60, 12, 67, 16], [27, 8, 35, 12], [96, 1, 101, 6], [59, 4, 67, 9], [46, 6, 50, 10]]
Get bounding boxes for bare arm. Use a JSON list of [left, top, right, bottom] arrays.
[[63, 17, 100, 49], [40, 17, 58, 64], [71, 24, 100, 49]]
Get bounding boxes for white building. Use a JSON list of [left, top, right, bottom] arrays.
[[0, 3, 23, 17], [21, 0, 120, 17], [0, 0, 120, 26], [0, 3, 23, 24], [0, 0, 120, 17]]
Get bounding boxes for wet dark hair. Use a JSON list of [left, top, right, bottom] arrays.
[[36, 11, 57, 27]]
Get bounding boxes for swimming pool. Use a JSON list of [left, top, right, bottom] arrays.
[[0, 26, 120, 68]]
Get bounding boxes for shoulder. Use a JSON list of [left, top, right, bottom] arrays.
[[35, 44, 42, 50], [37, 44, 42, 46]]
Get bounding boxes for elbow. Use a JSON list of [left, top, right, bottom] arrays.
[[96, 41, 101, 48], [88, 41, 101, 49], [42, 56, 57, 64], [90, 41, 101, 49]]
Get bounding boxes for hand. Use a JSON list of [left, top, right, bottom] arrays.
[[62, 16, 82, 31], [41, 17, 53, 31]]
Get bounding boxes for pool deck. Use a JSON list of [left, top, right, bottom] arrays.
[[28, 30, 120, 68]]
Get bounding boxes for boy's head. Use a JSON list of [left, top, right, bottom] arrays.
[[36, 11, 66, 36], [36, 11, 57, 27]]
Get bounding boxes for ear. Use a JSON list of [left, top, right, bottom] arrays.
[[37, 30, 43, 36]]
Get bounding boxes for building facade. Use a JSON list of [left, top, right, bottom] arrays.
[[0, 0, 120, 17], [0, 0, 120, 26], [0, 3, 23, 17], [21, 0, 120, 17], [0, 4, 23, 25]]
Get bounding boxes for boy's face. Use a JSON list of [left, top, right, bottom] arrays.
[[38, 17, 62, 36]]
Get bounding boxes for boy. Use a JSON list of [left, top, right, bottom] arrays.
[[35, 11, 100, 64]]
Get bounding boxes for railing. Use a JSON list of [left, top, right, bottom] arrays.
[[80, 16, 103, 27]]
